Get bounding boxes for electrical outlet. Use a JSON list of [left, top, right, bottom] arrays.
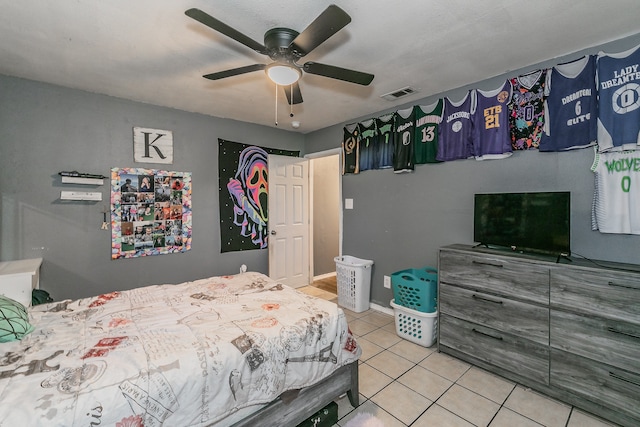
[[384, 275, 391, 289]]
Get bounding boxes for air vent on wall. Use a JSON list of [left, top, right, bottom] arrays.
[[380, 86, 420, 101]]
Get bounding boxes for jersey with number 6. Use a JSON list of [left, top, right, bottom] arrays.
[[414, 101, 443, 164], [541, 55, 597, 152], [591, 149, 640, 234]]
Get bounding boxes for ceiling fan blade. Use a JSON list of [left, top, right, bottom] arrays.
[[283, 82, 303, 105], [303, 62, 374, 86], [289, 5, 351, 57], [203, 64, 266, 81], [185, 8, 267, 55]]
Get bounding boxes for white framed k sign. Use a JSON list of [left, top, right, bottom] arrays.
[[133, 127, 174, 164]]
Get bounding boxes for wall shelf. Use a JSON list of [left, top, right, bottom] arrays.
[[61, 176, 104, 185], [60, 191, 103, 201]]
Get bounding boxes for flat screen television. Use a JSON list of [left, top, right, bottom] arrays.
[[474, 191, 571, 257]]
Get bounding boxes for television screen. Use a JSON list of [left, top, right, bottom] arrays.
[[474, 191, 571, 256]]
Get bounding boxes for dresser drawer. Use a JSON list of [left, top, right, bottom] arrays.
[[439, 314, 549, 385], [550, 268, 640, 323], [439, 249, 549, 304], [440, 283, 549, 344], [551, 310, 640, 372], [551, 349, 640, 422]]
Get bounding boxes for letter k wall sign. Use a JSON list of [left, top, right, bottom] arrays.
[[133, 127, 174, 164]]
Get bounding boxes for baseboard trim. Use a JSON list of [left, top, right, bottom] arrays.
[[369, 302, 394, 316], [313, 272, 337, 281]]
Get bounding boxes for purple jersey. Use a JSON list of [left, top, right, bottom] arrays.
[[472, 80, 513, 160], [437, 92, 474, 161]]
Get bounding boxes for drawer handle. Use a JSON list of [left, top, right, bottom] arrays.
[[472, 260, 503, 268], [472, 328, 503, 341], [609, 371, 640, 388], [472, 294, 503, 304], [607, 327, 640, 340], [608, 281, 640, 291]]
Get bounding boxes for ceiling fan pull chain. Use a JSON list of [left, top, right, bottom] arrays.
[[275, 84, 278, 126], [290, 85, 294, 117]]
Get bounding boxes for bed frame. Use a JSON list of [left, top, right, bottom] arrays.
[[232, 360, 359, 426]]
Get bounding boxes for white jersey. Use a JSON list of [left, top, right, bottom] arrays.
[[591, 148, 640, 234]]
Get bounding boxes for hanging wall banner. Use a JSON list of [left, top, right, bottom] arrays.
[[110, 167, 192, 259], [218, 139, 299, 253]]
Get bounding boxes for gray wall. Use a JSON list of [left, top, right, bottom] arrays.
[[312, 154, 340, 276], [305, 33, 640, 308], [0, 75, 303, 300]]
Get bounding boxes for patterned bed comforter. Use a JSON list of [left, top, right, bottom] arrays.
[[0, 272, 360, 426]]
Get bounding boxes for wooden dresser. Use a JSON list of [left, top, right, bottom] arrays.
[[438, 244, 640, 427]]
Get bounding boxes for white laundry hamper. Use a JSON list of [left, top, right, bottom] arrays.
[[334, 256, 373, 313], [390, 299, 438, 347]]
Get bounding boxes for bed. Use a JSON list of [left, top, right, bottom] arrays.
[[0, 272, 360, 426]]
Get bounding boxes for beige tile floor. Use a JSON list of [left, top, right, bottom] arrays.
[[298, 285, 620, 427]]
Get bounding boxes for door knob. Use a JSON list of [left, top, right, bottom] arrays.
[[270, 230, 276, 235]]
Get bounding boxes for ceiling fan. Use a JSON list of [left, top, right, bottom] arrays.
[[185, 5, 374, 105]]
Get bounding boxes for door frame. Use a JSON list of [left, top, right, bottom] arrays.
[[304, 148, 343, 280]]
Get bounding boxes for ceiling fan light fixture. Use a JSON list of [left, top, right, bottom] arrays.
[[266, 63, 301, 86]]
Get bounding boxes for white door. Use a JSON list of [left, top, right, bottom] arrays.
[[268, 155, 310, 288]]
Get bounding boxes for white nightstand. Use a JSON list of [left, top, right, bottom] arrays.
[[0, 258, 43, 307]]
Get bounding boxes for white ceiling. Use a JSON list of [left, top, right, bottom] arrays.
[[1, 1, 640, 133]]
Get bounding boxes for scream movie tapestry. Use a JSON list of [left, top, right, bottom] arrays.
[[218, 139, 299, 253], [110, 167, 192, 259]]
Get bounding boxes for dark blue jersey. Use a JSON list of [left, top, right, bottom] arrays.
[[358, 119, 378, 171], [597, 44, 640, 152], [540, 55, 597, 152], [376, 114, 395, 169]]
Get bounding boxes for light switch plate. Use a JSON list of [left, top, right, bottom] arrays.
[[345, 198, 353, 209]]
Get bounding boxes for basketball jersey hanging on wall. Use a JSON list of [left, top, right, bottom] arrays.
[[393, 107, 415, 173], [591, 148, 640, 235], [472, 80, 513, 160], [376, 114, 395, 169], [358, 119, 378, 171], [342, 124, 360, 174], [540, 55, 597, 152], [414, 101, 443, 164], [510, 69, 547, 150], [597, 43, 640, 152], [437, 91, 474, 161]]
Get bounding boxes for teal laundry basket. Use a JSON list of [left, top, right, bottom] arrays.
[[391, 267, 438, 313]]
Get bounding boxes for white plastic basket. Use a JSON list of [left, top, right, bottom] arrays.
[[390, 299, 438, 347], [334, 256, 373, 313]]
